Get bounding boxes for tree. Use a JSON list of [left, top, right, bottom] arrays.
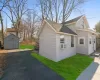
[[38, 0, 86, 23], [0, 0, 12, 46], [95, 21, 100, 32], [24, 10, 40, 40], [4, 0, 29, 36]]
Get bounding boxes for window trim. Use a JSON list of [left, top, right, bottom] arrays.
[[60, 35, 65, 43], [60, 35, 66, 49], [78, 37, 85, 45]]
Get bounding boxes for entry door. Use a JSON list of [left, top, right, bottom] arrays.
[[93, 38, 96, 52]]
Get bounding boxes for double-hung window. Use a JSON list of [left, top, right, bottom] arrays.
[[60, 35, 65, 49]]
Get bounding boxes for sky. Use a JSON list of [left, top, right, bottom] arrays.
[[69, 0, 100, 29], [2, 0, 100, 29]]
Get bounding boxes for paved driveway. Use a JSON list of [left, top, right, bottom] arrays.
[[1, 51, 63, 80]]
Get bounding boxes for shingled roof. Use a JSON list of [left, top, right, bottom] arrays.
[[46, 19, 77, 35], [46, 19, 62, 32], [63, 15, 83, 24], [60, 25, 77, 35]]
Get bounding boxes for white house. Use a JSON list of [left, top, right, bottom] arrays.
[[39, 15, 96, 62]]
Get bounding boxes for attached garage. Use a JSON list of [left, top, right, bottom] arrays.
[[4, 34, 19, 49]]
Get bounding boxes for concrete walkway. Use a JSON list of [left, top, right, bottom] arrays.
[[0, 49, 32, 54], [77, 57, 100, 80]]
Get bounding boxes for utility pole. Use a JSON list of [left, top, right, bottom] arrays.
[[0, 11, 4, 46]]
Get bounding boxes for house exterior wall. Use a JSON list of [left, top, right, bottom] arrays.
[[4, 34, 19, 49], [39, 23, 57, 61], [76, 30, 89, 55], [76, 30, 96, 55], [56, 34, 76, 61], [76, 17, 89, 29], [88, 33, 96, 54]]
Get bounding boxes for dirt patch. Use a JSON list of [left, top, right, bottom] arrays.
[[20, 40, 36, 45], [0, 54, 8, 78]]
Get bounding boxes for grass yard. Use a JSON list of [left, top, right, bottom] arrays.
[[19, 44, 34, 49], [32, 53, 93, 80]]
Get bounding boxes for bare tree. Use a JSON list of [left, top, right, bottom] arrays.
[[38, 0, 86, 23], [24, 10, 40, 40], [0, 0, 11, 46], [3, 0, 29, 36]]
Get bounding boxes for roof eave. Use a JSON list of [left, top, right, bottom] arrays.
[[64, 22, 76, 25], [56, 32, 77, 36], [77, 29, 97, 35]]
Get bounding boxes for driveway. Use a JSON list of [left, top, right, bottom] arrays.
[[1, 51, 63, 80]]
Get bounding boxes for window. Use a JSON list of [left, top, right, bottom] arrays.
[[89, 38, 91, 44], [94, 39, 95, 43], [79, 38, 84, 44], [71, 36, 74, 47], [60, 35, 64, 43], [60, 44, 66, 49], [60, 35, 65, 49]]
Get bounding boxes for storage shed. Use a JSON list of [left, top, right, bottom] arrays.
[[4, 34, 19, 49]]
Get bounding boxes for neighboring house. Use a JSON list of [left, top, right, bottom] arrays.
[[6, 27, 38, 41], [38, 15, 97, 62], [6, 27, 24, 42], [4, 34, 19, 49]]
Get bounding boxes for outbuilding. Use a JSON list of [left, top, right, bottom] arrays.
[[4, 34, 19, 49]]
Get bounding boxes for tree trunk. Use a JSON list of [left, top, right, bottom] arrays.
[[0, 12, 4, 46]]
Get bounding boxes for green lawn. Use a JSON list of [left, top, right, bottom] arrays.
[[32, 53, 93, 80], [19, 44, 34, 49]]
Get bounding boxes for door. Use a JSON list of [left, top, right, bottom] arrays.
[[93, 38, 96, 52]]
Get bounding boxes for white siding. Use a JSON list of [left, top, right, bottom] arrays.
[[88, 33, 96, 54], [76, 17, 89, 29], [56, 34, 76, 61], [39, 23, 57, 61], [76, 30, 89, 55]]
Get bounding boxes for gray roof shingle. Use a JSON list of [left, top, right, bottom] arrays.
[[60, 25, 77, 35], [63, 15, 83, 24], [46, 19, 77, 35]]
